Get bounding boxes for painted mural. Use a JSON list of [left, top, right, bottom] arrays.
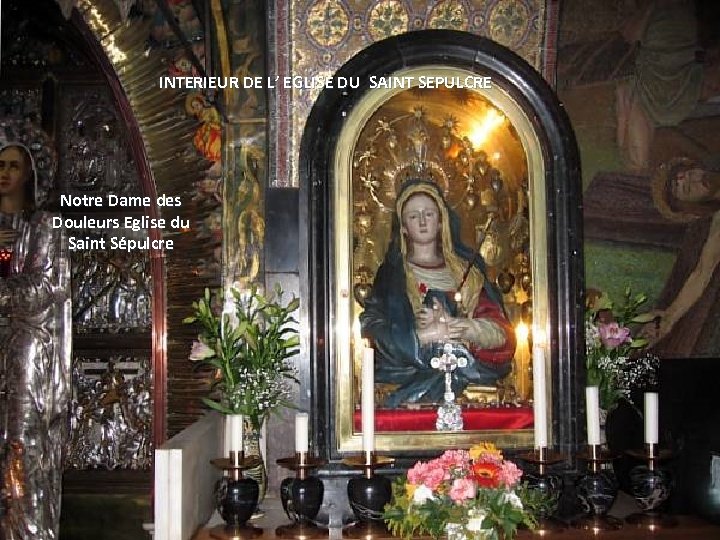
[[558, 0, 720, 357]]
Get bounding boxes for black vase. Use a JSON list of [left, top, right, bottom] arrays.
[[347, 475, 392, 524], [630, 464, 672, 512], [280, 476, 324, 524], [525, 470, 563, 518], [280, 478, 292, 518], [220, 477, 260, 527], [605, 397, 644, 492], [576, 470, 618, 517]]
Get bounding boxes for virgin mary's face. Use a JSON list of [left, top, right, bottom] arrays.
[[401, 193, 440, 246], [0, 146, 30, 199]]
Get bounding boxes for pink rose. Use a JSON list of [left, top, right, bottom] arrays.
[[449, 478, 476, 502], [407, 462, 446, 491], [598, 322, 631, 349], [437, 449, 470, 473], [498, 460, 523, 488], [423, 466, 446, 490], [407, 461, 426, 485]]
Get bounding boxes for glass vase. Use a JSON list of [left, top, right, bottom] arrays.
[[243, 419, 267, 503]]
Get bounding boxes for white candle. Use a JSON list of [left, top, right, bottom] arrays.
[[532, 344, 548, 448], [224, 415, 232, 457], [229, 414, 244, 454], [515, 323, 531, 400], [361, 344, 375, 452], [586, 386, 601, 445], [295, 412, 309, 453], [644, 392, 659, 445]]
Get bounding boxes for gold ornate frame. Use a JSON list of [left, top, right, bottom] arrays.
[[332, 66, 551, 453]]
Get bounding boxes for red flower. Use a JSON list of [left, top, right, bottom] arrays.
[[471, 462, 501, 489], [419, 283, 428, 295]]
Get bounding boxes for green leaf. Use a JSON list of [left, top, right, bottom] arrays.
[[185, 283, 301, 421], [630, 312, 656, 323], [201, 398, 233, 414]]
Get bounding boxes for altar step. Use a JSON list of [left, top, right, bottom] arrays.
[[60, 493, 151, 540], [60, 469, 152, 539]]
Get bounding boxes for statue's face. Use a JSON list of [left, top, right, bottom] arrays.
[[0, 146, 30, 199], [401, 193, 440, 246]]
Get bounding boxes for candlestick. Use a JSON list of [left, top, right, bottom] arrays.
[[586, 386, 601, 446], [210, 454, 263, 540], [532, 344, 548, 448], [574, 446, 622, 531], [342, 454, 394, 539], [295, 413, 309, 453], [361, 344, 375, 453], [644, 392, 659, 445], [276, 454, 327, 538], [231, 449, 241, 470], [624, 446, 676, 529], [519, 449, 567, 534]]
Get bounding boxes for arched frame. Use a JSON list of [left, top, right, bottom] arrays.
[[301, 30, 585, 459], [334, 65, 547, 451]]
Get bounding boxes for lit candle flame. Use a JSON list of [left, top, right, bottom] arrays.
[[515, 321, 529, 342]]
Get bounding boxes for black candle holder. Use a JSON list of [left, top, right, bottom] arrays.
[[519, 447, 567, 534], [625, 444, 677, 530], [208, 451, 263, 540], [276, 452, 328, 539], [342, 452, 395, 539], [572, 445, 623, 532]]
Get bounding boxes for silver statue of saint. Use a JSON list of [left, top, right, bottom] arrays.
[[0, 142, 71, 539]]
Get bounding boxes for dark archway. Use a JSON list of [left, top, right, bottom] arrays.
[[70, 9, 168, 450]]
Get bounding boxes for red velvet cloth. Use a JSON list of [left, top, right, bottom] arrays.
[[353, 407, 533, 431]]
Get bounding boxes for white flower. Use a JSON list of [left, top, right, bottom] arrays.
[[189, 340, 214, 361], [585, 320, 601, 351], [412, 484, 435, 504], [466, 513, 488, 532], [503, 491, 523, 510]]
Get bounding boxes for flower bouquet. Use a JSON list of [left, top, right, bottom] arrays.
[[585, 287, 659, 410], [384, 443, 549, 540], [184, 283, 300, 430]]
